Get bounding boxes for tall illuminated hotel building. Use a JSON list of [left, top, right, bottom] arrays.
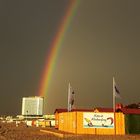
[[22, 96, 44, 116]]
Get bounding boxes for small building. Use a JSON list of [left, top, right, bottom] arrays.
[[54, 108, 125, 135], [55, 106, 140, 135], [116, 107, 140, 134]]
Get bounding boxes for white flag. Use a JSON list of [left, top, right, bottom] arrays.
[[113, 77, 120, 98], [68, 83, 75, 111]]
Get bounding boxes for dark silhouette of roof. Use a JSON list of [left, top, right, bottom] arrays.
[[117, 108, 140, 114]]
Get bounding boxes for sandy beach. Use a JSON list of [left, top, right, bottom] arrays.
[[0, 122, 139, 140]]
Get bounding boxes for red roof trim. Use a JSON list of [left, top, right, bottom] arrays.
[[54, 107, 140, 114], [94, 108, 113, 112], [54, 108, 94, 114]]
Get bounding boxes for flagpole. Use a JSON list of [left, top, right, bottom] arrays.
[[113, 77, 115, 113], [113, 77, 116, 135], [68, 83, 70, 112]]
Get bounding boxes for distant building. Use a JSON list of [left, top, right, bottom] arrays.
[[22, 96, 44, 116]]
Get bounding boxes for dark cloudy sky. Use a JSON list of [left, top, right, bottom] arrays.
[[0, 0, 140, 115]]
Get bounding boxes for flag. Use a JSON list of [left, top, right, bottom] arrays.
[[113, 77, 120, 98], [68, 83, 75, 111], [112, 77, 121, 135], [70, 91, 75, 106]]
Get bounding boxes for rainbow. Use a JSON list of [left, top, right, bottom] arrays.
[[38, 0, 80, 97]]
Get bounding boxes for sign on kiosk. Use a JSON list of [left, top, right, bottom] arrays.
[[83, 113, 114, 128]]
